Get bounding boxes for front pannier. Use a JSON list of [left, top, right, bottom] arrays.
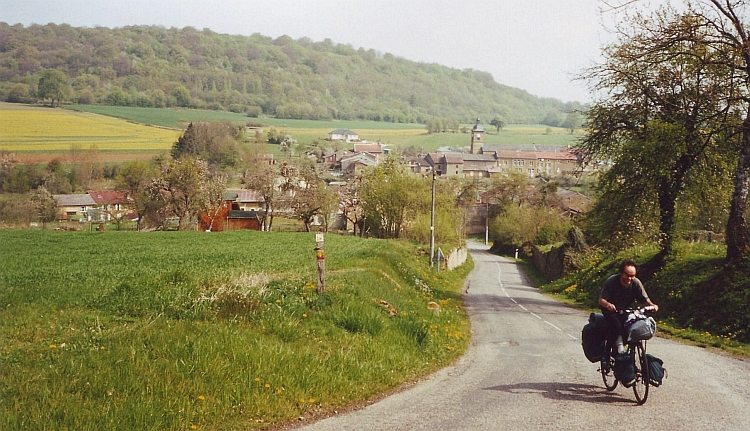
[[626, 316, 656, 342]]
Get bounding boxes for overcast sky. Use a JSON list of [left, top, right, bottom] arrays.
[[0, 0, 663, 103]]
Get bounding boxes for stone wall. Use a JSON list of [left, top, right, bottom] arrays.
[[446, 247, 468, 271]]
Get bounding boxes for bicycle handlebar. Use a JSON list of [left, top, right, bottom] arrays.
[[617, 305, 657, 314]]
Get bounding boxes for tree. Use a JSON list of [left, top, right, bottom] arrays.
[[198, 172, 228, 231], [38, 69, 71, 107], [359, 156, 424, 238], [287, 164, 328, 231], [172, 84, 191, 107], [116, 160, 158, 231], [161, 157, 208, 230], [172, 122, 243, 169], [490, 116, 506, 133], [31, 186, 57, 228], [560, 111, 581, 134], [243, 160, 280, 231], [578, 5, 737, 261], [339, 174, 364, 236]]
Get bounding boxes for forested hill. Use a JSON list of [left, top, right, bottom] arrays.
[[0, 22, 585, 124]]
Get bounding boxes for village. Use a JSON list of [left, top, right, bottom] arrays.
[[51, 119, 587, 232]]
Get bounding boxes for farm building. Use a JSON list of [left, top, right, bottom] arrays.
[[52, 194, 97, 221], [198, 191, 264, 232]]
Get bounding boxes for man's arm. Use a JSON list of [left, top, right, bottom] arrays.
[[599, 296, 617, 312], [644, 298, 659, 312]]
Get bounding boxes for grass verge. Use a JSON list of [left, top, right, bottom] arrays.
[[0, 230, 472, 430]]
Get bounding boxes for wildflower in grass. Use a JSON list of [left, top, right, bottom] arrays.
[[306, 282, 314, 289], [303, 313, 308, 318], [191, 425, 197, 429], [264, 383, 270, 388], [254, 377, 260, 382], [276, 299, 282, 303], [50, 344, 57, 349], [300, 398, 306, 403], [308, 398, 315, 403], [198, 395, 205, 401], [276, 388, 283, 394]]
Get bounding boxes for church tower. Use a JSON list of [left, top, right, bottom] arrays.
[[470, 118, 484, 154]]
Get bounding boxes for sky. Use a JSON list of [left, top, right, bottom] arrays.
[[0, 0, 656, 103]]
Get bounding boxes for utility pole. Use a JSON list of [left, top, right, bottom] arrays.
[[430, 171, 436, 267], [484, 202, 490, 245]]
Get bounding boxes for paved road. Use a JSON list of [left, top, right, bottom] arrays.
[[294, 242, 750, 430]]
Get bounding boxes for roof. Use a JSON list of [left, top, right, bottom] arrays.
[[225, 188, 264, 203], [353, 143, 385, 153], [340, 151, 378, 163], [472, 118, 484, 132], [463, 153, 497, 162], [53, 194, 97, 206], [443, 153, 464, 164], [227, 210, 263, 219], [87, 190, 131, 205], [329, 129, 358, 136]]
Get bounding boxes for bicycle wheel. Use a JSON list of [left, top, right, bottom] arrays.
[[632, 343, 649, 404], [600, 342, 618, 391]]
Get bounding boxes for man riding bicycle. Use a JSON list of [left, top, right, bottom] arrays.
[[598, 260, 659, 360]]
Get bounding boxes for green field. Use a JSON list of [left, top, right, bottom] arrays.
[[65, 105, 582, 153], [0, 230, 472, 430]]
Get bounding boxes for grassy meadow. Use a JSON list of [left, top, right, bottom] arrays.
[[64, 104, 582, 153], [0, 230, 472, 430]]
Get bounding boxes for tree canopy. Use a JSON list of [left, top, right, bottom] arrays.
[[0, 22, 585, 124]]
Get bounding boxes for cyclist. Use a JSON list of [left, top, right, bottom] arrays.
[[598, 260, 659, 362]]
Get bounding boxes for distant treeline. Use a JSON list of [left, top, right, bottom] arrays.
[[0, 22, 585, 124]]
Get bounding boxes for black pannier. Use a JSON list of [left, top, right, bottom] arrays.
[[581, 313, 608, 363], [646, 353, 666, 386], [614, 352, 636, 387]]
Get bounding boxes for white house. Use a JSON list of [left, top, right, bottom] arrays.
[[328, 129, 359, 142]]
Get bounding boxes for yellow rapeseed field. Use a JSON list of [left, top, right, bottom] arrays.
[[0, 103, 180, 152]]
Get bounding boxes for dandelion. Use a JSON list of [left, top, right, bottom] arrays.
[[308, 398, 315, 403], [300, 398, 306, 403], [276, 388, 283, 394], [198, 395, 205, 401], [264, 383, 270, 388], [190, 425, 198, 429], [50, 344, 57, 349], [303, 313, 308, 318], [276, 299, 282, 304]]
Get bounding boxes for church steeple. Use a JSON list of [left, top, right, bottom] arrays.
[[470, 118, 484, 154]]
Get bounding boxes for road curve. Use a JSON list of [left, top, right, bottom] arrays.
[[293, 242, 750, 430]]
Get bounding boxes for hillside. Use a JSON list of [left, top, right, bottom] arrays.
[[0, 22, 585, 124]]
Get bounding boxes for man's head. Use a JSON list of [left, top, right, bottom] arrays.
[[618, 259, 637, 287]]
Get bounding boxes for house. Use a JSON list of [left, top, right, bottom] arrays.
[[225, 188, 265, 212], [352, 142, 389, 163], [426, 152, 464, 177], [52, 194, 97, 221], [405, 156, 433, 175], [87, 190, 134, 221], [198, 191, 265, 231], [340, 151, 378, 177], [328, 129, 359, 142], [322, 149, 351, 169]]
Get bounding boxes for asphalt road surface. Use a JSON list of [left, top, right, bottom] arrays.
[[294, 241, 750, 430]]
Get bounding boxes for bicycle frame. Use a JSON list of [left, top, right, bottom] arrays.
[[598, 307, 654, 404]]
